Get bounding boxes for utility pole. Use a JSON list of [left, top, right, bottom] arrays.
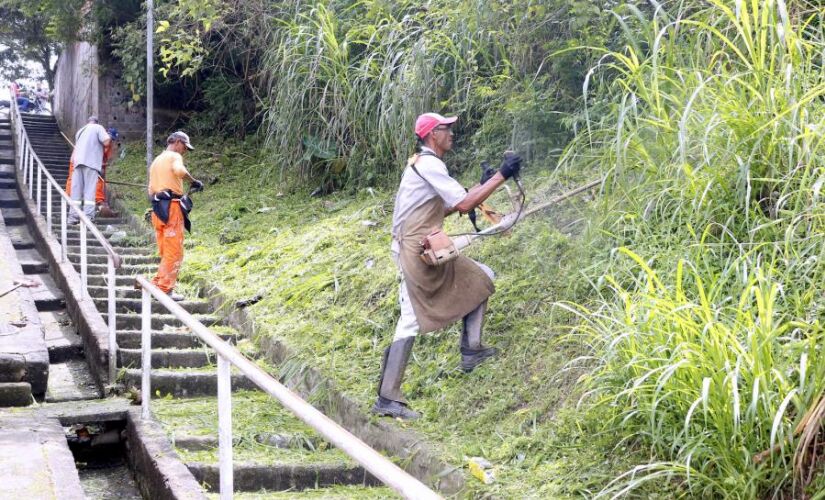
[[146, 0, 154, 179]]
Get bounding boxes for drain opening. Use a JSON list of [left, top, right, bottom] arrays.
[[65, 420, 142, 500]]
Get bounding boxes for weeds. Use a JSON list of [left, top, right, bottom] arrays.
[[564, 0, 825, 496]]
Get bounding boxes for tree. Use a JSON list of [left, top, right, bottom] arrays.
[[0, 0, 85, 91], [0, 7, 58, 90]]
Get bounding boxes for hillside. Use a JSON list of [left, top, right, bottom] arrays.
[[105, 1, 825, 498]]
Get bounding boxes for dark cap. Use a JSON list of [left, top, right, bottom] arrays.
[[167, 131, 194, 150]]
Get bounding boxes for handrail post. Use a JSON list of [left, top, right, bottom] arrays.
[[46, 185, 53, 232], [60, 197, 67, 263], [107, 256, 117, 384], [217, 354, 233, 499], [80, 220, 88, 299], [21, 142, 27, 179], [36, 161, 42, 213], [141, 286, 152, 420], [27, 152, 33, 198]]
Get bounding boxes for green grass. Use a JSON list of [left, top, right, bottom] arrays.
[[153, 391, 320, 438], [109, 1, 825, 494], [109, 136, 630, 497], [557, 0, 825, 497], [106, 1, 825, 497]]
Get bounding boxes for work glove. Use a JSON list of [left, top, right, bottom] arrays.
[[498, 152, 522, 180], [480, 161, 496, 185], [152, 190, 172, 202], [190, 179, 204, 193]]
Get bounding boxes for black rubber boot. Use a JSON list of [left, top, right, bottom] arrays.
[[460, 300, 498, 372], [371, 337, 420, 420]]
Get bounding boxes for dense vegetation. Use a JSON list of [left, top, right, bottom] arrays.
[[13, 0, 825, 496], [107, 0, 825, 497], [563, 0, 825, 496], [107, 0, 615, 184]]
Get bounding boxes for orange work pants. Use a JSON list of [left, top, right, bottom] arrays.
[[66, 160, 106, 204], [151, 202, 185, 293]]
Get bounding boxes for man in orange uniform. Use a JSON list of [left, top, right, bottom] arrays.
[[148, 131, 202, 301]]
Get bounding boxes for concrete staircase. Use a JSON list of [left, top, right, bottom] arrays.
[[0, 115, 95, 405], [17, 113, 386, 496]]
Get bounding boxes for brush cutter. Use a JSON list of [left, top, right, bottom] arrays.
[[453, 177, 602, 252]]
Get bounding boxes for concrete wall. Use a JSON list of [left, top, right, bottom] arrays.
[[98, 71, 145, 141], [53, 42, 99, 137], [54, 42, 146, 141]]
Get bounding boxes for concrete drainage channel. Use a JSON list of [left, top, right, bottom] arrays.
[[1, 111, 455, 498]]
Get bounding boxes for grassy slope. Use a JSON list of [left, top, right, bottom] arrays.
[[110, 138, 634, 498]]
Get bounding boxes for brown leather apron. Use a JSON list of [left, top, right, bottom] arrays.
[[397, 196, 494, 334]]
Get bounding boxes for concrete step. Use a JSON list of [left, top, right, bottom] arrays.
[[80, 262, 156, 276], [90, 260, 156, 272], [41, 310, 82, 363], [118, 348, 212, 369], [64, 226, 131, 238], [0, 188, 19, 208], [186, 462, 377, 493], [0, 415, 85, 497], [64, 236, 148, 248], [94, 297, 210, 315], [122, 369, 258, 397], [44, 359, 101, 402], [27, 273, 65, 311], [14, 248, 48, 274], [0, 207, 25, 224], [172, 432, 324, 452], [116, 330, 236, 349], [69, 252, 158, 266], [6, 224, 34, 249], [68, 245, 154, 256], [106, 312, 220, 331], [0, 382, 32, 407], [86, 285, 149, 300], [87, 275, 146, 287]]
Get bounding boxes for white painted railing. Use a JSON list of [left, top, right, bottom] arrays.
[[9, 99, 122, 383], [135, 276, 441, 500]]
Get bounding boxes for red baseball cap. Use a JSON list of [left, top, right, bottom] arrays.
[[414, 112, 458, 139]]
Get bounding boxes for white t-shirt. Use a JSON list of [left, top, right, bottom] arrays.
[[390, 147, 467, 253], [72, 123, 110, 172]]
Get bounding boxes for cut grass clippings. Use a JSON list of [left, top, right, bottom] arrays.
[[109, 137, 632, 497]]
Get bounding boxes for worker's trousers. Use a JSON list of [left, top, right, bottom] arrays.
[[66, 161, 106, 204], [151, 202, 185, 293], [67, 164, 99, 222], [391, 251, 494, 341]]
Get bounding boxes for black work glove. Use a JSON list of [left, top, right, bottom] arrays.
[[152, 190, 172, 202], [190, 179, 204, 193], [498, 152, 522, 180], [480, 161, 496, 184]]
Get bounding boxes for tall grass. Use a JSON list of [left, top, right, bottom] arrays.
[[260, 0, 515, 184], [257, 0, 611, 184], [562, 0, 825, 496]]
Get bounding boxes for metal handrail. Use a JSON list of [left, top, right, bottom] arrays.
[[9, 96, 122, 382], [135, 276, 441, 500], [10, 105, 123, 267]]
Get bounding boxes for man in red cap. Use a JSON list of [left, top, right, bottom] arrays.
[[372, 112, 521, 420]]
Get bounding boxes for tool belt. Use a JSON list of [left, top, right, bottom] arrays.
[[151, 190, 193, 233], [419, 229, 459, 266]]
